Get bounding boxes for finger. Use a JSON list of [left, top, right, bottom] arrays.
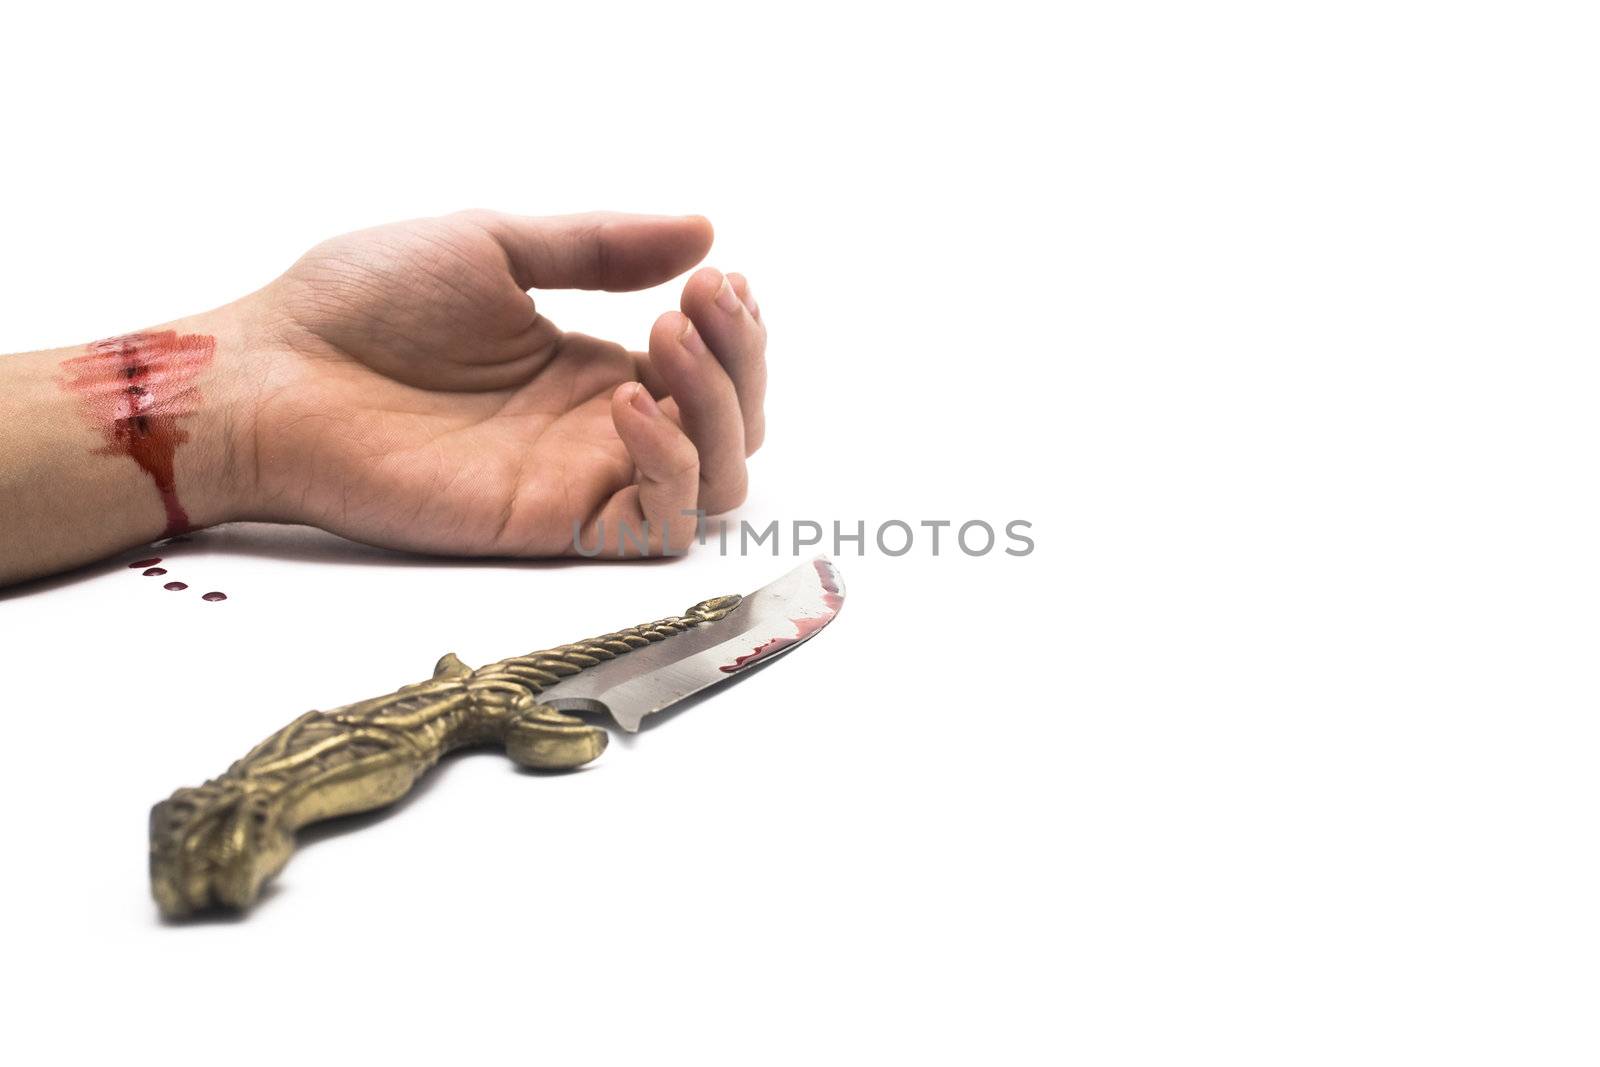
[[590, 382, 700, 556], [650, 311, 748, 514], [680, 267, 767, 453], [728, 272, 761, 323], [469, 210, 714, 292]]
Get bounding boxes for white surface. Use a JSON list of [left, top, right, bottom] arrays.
[[2, 2, 1597, 1063]]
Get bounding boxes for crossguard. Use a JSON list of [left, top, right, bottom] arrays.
[[149, 594, 741, 918]]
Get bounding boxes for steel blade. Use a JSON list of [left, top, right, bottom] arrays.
[[539, 556, 845, 732]]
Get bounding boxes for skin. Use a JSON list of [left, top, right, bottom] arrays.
[[0, 210, 767, 586]]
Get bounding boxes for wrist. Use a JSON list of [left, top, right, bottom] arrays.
[[110, 299, 271, 531], [0, 313, 256, 583], [64, 299, 275, 535], [187, 296, 274, 526]]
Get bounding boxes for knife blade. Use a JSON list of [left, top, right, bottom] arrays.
[[540, 555, 846, 731]]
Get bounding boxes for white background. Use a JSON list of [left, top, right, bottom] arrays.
[[1, 2, 1596, 1063]]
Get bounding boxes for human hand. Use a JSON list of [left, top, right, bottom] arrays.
[[233, 210, 766, 557]]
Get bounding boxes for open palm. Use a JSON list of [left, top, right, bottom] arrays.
[[242, 210, 764, 557]]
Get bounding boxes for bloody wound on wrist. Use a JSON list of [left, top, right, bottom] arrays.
[[59, 331, 216, 537]]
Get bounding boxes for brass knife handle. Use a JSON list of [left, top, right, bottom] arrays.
[[150, 594, 741, 918]]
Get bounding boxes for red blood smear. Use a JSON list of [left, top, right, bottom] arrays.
[[129, 557, 162, 568], [813, 558, 845, 613], [201, 591, 227, 602], [719, 613, 836, 673], [143, 567, 167, 576], [164, 581, 188, 591], [719, 560, 846, 673], [59, 331, 216, 538]]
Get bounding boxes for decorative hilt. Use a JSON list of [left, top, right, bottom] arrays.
[[150, 594, 741, 918]]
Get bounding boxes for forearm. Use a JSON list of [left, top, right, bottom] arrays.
[[0, 305, 262, 586]]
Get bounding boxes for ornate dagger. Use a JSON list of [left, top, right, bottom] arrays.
[[150, 557, 845, 918]]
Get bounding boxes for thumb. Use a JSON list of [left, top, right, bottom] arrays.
[[472, 210, 713, 292]]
